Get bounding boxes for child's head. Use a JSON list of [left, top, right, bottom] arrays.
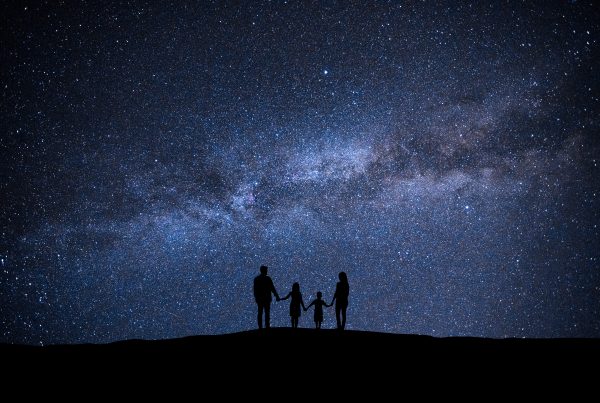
[[292, 282, 300, 292], [317, 291, 322, 299]]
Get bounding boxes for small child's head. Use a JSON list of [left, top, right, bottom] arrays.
[[317, 291, 322, 299], [292, 282, 300, 292]]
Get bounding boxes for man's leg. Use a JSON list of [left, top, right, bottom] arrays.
[[265, 302, 271, 328], [257, 303, 263, 329]]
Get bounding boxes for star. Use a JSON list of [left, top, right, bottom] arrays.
[[2, 1, 598, 344]]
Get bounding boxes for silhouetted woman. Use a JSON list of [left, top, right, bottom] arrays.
[[280, 282, 306, 328], [330, 272, 349, 330]]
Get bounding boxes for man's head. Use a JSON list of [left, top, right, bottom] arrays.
[[260, 265, 268, 275], [317, 291, 322, 299]]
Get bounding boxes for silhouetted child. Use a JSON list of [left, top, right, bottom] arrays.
[[280, 282, 306, 328], [305, 291, 331, 329]]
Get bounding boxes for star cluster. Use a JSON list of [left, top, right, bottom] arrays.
[[2, 1, 599, 344]]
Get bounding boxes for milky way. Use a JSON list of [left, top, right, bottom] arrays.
[[2, 1, 599, 344]]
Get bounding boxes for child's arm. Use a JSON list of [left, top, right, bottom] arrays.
[[304, 301, 314, 311]]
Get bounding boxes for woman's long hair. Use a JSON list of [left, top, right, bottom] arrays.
[[337, 272, 349, 299]]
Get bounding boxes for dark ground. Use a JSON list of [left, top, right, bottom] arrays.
[[2, 329, 598, 392], [3, 327, 598, 361]]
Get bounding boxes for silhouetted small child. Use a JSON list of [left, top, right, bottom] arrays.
[[305, 291, 331, 329], [280, 282, 306, 328]]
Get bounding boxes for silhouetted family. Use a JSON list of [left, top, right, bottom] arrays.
[[253, 265, 349, 330]]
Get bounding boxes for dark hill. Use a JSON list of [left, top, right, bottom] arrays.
[[3, 327, 598, 359], [2, 329, 598, 389]]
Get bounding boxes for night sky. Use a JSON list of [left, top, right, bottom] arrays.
[[2, 1, 599, 345]]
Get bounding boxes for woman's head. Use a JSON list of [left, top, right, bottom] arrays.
[[292, 282, 300, 292], [339, 271, 348, 283]]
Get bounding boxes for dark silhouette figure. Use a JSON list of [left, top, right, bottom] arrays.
[[330, 272, 349, 330], [280, 282, 307, 328], [253, 265, 280, 329], [305, 291, 331, 329]]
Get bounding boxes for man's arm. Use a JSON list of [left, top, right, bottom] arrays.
[[269, 278, 280, 301]]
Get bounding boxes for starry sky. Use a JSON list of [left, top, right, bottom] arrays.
[[2, 1, 599, 344]]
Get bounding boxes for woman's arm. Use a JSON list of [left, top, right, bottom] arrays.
[[331, 284, 339, 306], [280, 292, 291, 301]]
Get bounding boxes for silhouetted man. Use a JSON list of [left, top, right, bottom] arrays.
[[253, 265, 280, 329]]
